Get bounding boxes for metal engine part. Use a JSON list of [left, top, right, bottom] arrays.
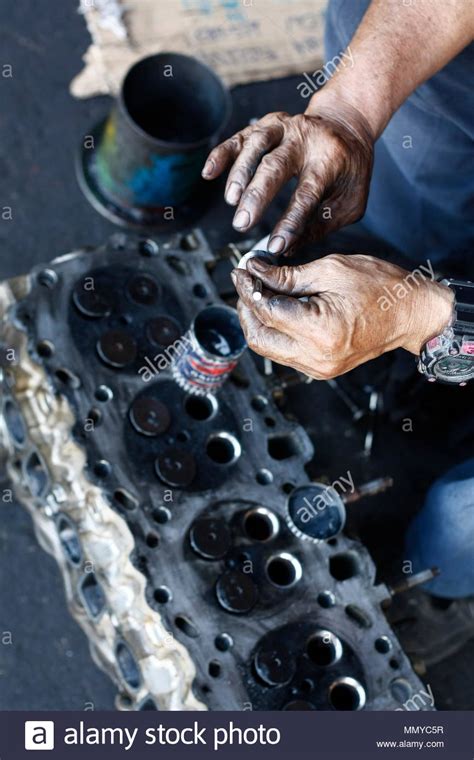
[[0, 230, 433, 711]]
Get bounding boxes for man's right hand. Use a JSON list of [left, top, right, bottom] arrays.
[[231, 254, 454, 379], [202, 105, 374, 255]]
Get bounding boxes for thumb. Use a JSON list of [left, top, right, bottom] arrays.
[[247, 258, 317, 297]]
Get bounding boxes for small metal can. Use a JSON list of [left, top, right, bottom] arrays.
[[172, 305, 246, 396]]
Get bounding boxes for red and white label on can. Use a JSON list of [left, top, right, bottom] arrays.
[[461, 339, 474, 355]]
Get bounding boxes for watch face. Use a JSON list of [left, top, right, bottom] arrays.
[[433, 355, 474, 383], [452, 283, 474, 308], [449, 281, 474, 331]]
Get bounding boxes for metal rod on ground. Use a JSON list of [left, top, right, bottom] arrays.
[[389, 567, 440, 597], [343, 476, 394, 504], [326, 378, 366, 421], [264, 357, 273, 376], [364, 389, 380, 456]]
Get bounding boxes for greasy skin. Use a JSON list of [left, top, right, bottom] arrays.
[[202, 2, 472, 377], [202, 107, 374, 256], [231, 256, 454, 380]]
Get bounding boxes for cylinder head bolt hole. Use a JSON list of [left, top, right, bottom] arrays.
[[307, 630, 343, 667], [114, 488, 138, 511], [206, 432, 241, 465], [80, 572, 106, 619], [37, 268, 58, 289], [345, 604, 372, 629], [375, 636, 392, 654], [115, 641, 141, 690], [243, 507, 279, 542], [37, 340, 55, 358], [329, 677, 366, 711], [3, 399, 26, 447], [175, 615, 199, 638], [318, 591, 336, 609], [266, 553, 302, 588], [154, 586, 172, 604], [251, 395, 268, 412], [184, 394, 217, 421], [215, 633, 233, 652], [329, 552, 360, 581], [193, 283, 207, 299], [24, 450, 49, 497], [87, 408, 102, 428], [152, 507, 171, 524], [146, 532, 159, 548], [138, 238, 159, 257], [55, 368, 81, 389], [56, 514, 82, 566], [95, 385, 113, 402], [208, 660, 222, 678], [93, 459, 111, 479], [256, 468, 273, 486]]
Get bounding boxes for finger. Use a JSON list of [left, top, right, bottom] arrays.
[[224, 126, 283, 208], [237, 300, 298, 363], [231, 145, 294, 229], [246, 258, 321, 297], [267, 173, 325, 254], [239, 300, 339, 378], [201, 127, 252, 180], [232, 269, 316, 334]]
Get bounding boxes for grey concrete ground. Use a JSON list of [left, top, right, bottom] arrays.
[[0, 0, 472, 711]]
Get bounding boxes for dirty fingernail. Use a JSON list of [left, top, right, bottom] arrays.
[[248, 257, 269, 272], [226, 182, 241, 205], [268, 235, 285, 254], [233, 209, 251, 230], [201, 159, 215, 177]]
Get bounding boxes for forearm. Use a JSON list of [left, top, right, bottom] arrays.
[[306, 0, 474, 139]]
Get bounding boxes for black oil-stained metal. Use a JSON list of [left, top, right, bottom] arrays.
[[155, 447, 197, 488], [147, 316, 182, 347], [129, 397, 171, 437], [1, 230, 433, 711]]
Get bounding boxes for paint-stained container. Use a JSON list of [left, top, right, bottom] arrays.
[[172, 306, 246, 396], [77, 53, 231, 229]]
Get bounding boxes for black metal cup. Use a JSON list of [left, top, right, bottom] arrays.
[[172, 305, 246, 396], [77, 53, 231, 229]]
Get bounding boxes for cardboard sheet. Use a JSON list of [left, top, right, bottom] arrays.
[[71, 0, 327, 98]]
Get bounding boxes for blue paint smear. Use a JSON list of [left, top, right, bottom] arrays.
[[127, 150, 206, 206]]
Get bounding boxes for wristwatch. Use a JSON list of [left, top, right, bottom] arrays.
[[418, 279, 474, 385]]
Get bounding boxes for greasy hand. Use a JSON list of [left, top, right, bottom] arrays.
[[202, 106, 374, 255], [231, 255, 454, 379]]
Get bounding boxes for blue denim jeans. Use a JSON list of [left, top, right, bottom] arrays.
[[405, 459, 474, 598]]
